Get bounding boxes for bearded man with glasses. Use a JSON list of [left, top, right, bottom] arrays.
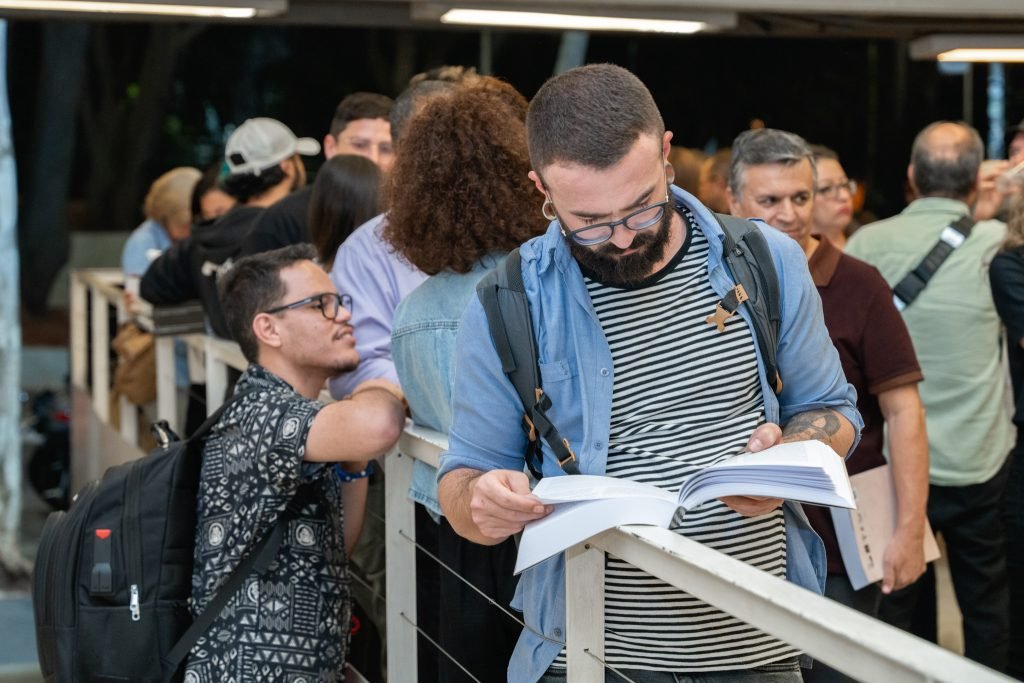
[[184, 244, 405, 682], [437, 64, 862, 683]]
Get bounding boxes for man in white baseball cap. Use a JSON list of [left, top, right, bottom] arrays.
[[223, 117, 321, 199], [141, 117, 321, 342]]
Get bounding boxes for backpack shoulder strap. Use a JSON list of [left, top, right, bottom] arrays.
[[712, 214, 784, 395], [162, 484, 318, 677], [891, 214, 976, 311], [476, 248, 579, 479]]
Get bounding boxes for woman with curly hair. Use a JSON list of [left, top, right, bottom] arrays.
[[990, 196, 1024, 680], [388, 79, 543, 683]]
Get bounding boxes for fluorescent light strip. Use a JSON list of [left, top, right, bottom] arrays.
[[0, 0, 258, 17], [937, 48, 1024, 63], [441, 9, 706, 34]]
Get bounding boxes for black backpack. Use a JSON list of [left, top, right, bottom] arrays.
[[32, 392, 312, 682], [475, 213, 782, 480]]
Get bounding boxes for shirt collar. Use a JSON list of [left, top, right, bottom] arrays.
[[902, 197, 972, 217], [238, 364, 296, 393], [807, 236, 840, 287]]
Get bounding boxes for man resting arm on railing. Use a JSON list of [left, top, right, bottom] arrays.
[[184, 244, 405, 683]]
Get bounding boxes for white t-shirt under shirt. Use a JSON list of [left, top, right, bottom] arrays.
[[553, 207, 797, 672]]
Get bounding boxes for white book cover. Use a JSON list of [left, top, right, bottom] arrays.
[[830, 464, 941, 590], [515, 440, 855, 574]]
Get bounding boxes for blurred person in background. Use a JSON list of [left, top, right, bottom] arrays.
[[190, 164, 235, 225], [244, 92, 394, 256], [729, 129, 927, 683], [698, 147, 732, 214], [122, 166, 201, 280], [308, 154, 381, 270], [387, 79, 542, 683], [667, 145, 706, 197], [809, 145, 858, 250], [120, 167, 201, 431], [848, 121, 1013, 671], [989, 196, 1024, 681], [141, 117, 319, 341], [325, 74, 460, 680]]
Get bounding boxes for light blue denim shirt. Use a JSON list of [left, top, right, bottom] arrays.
[[438, 187, 862, 683], [392, 253, 505, 516]]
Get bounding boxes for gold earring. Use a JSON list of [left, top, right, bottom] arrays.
[[542, 198, 558, 221]]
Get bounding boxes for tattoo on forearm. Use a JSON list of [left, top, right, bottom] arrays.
[[783, 409, 842, 444]]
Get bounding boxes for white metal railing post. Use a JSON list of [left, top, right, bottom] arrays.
[[565, 541, 605, 682], [113, 294, 138, 443], [89, 285, 110, 422], [154, 336, 178, 434], [204, 337, 229, 414], [384, 446, 418, 683], [70, 272, 87, 389]]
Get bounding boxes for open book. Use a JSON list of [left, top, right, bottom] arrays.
[[830, 464, 941, 590], [515, 440, 855, 574]]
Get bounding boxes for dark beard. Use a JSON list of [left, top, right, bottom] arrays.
[[569, 207, 674, 286]]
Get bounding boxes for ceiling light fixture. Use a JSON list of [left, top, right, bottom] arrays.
[[0, 0, 283, 18], [439, 9, 708, 34], [910, 34, 1024, 63]]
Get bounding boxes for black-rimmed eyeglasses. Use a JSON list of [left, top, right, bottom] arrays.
[[264, 292, 353, 320], [558, 194, 671, 246]]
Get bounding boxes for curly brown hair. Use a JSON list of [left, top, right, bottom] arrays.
[[384, 79, 544, 275]]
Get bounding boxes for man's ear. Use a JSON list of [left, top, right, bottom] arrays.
[[662, 130, 674, 161], [323, 133, 338, 160], [528, 170, 547, 196], [252, 312, 283, 350], [906, 164, 917, 196]]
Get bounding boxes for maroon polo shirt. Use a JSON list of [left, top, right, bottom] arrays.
[[803, 237, 924, 575]]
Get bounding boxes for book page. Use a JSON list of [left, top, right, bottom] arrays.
[[531, 474, 676, 505], [514, 495, 678, 574], [677, 440, 855, 511]]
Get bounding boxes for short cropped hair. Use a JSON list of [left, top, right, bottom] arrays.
[[218, 244, 317, 363], [329, 92, 394, 137], [910, 121, 984, 200], [729, 128, 816, 197], [526, 63, 664, 176]]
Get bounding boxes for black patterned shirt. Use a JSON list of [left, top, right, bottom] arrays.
[[185, 365, 351, 683]]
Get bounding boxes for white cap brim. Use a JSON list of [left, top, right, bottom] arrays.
[[295, 137, 321, 156]]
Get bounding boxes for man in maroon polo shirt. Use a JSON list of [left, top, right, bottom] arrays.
[[727, 128, 930, 683]]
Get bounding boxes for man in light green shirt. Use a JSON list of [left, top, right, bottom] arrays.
[[847, 121, 1012, 672]]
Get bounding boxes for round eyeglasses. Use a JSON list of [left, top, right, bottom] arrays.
[[558, 194, 672, 246], [815, 179, 857, 200], [264, 292, 353, 320]]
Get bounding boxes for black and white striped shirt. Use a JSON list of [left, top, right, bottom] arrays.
[[554, 208, 796, 671]]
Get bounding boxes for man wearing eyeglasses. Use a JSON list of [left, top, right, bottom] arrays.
[[728, 128, 927, 683], [184, 244, 405, 682], [437, 64, 862, 683]]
